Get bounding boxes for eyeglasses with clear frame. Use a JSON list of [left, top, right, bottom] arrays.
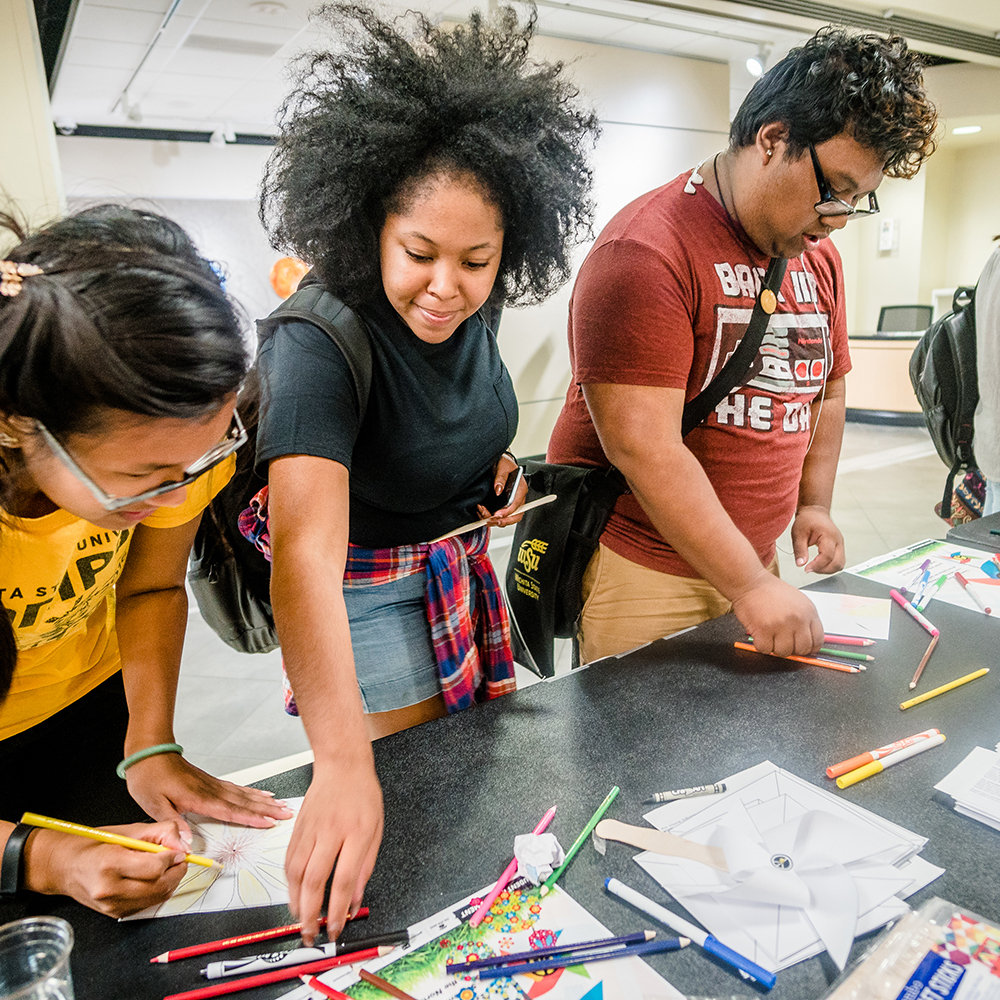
[[808, 144, 880, 220], [35, 410, 247, 513]]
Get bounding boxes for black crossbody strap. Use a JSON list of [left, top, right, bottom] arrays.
[[680, 256, 788, 437]]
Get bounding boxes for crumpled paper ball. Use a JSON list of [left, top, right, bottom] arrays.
[[514, 833, 565, 885]]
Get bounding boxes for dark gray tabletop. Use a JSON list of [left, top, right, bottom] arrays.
[[4, 569, 999, 1000]]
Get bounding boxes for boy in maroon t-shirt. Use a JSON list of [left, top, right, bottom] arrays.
[[548, 28, 938, 664]]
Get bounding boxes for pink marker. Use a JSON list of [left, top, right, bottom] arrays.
[[469, 805, 556, 927], [890, 589, 939, 636]]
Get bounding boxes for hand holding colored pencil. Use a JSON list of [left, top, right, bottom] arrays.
[[20, 812, 220, 869]]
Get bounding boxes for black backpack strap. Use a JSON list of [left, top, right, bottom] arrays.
[[256, 279, 373, 417], [681, 256, 788, 437]]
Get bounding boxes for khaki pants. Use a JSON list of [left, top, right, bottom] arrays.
[[578, 543, 779, 664]]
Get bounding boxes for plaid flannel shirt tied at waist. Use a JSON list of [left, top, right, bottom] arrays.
[[238, 485, 516, 714]]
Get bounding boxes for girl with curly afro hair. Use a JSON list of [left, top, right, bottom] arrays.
[[251, 2, 598, 944]]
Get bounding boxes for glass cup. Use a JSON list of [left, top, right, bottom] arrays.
[[0, 917, 75, 1000]]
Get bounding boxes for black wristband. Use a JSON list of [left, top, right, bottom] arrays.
[[1, 823, 33, 900]]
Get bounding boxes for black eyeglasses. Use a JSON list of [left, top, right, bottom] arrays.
[[36, 411, 247, 512], [809, 144, 879, 220]]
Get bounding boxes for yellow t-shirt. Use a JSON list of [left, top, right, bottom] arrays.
[[0, 456, 235, 740]]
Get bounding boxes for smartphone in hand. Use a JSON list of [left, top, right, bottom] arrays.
[[494, 466, 524, 510]]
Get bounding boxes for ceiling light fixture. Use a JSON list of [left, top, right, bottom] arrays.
[[952, 125, 982, 135], [746, 44, 771, 78]]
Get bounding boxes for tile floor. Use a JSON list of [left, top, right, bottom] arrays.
[[176, 421, 951, 779]]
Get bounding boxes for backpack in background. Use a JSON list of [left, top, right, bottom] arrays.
[[909, 286, 981, 521], [187, 279, 372, 653]]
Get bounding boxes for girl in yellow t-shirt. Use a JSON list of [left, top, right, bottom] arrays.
[[0, 206, 290, 917]]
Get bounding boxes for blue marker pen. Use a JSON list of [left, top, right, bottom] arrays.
[[604, 877, 777, 990]]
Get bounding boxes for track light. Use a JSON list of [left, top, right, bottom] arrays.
[[746, 44, 771, 78]]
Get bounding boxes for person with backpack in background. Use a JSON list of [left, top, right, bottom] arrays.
[[0, 206, 290, 917], [250, 2, 598, 947], [976, 237, 1000, 515]]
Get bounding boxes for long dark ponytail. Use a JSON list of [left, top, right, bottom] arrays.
[[0, 204, 248, 703]]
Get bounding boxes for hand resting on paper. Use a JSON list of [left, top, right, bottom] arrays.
[[18, 819, 187, 917], [731, 572, 825, 658], [791, 505, 845, 575], [285, 755, 384, 946], [476, 451, 530, 528], [125, 752, 293, 838]]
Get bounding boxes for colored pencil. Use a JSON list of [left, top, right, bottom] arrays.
[[469, 805, 556, 927], [20, 812, 218, 869], [900, 668, 989, 710], [826, 729, 940, 779], [150, 910, 369, 963], [358, 969, 419, 1000], [890, 589, 939, 636], [447, 930, 656, 973], [823, 635, 875, 646], [300, 976, 349, 999], [746, 637, 872, 662], [476, 937, 686, 979], [909, 633, 940, 690], [955, 571, 992, 614], [162, 948, 382, 1000], [733, 642, 862, 673], [836, 734, 946, 789], [540, 786, 619, 896]]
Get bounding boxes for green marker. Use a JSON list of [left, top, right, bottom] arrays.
[[540, 785, 619, 896], [915, 573, 948, 612]]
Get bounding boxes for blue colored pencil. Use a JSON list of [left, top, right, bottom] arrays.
[[475, 938, 686, 980], [446, 930, 655, 974]]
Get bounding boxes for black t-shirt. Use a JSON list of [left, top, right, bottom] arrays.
[[255, 294, 518, 548]]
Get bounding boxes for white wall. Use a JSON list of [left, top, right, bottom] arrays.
[[0, 0, 65, 246]]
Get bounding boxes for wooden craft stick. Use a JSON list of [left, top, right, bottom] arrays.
[[594, 819, 729, 872], [428, 495, 557, 544]]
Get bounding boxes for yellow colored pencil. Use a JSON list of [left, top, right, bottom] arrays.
[[899, 668, 989, 711], [20, 813, 221, 868]]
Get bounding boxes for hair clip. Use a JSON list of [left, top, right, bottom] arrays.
[[0, 260, 44, 297]]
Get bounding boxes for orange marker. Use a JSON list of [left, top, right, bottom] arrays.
[[733, 642, 862, 673], [825, 729, 941, 779]]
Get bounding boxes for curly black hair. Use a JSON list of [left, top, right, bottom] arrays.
[[730, 28, 937, 179], [260, 3, 599, 309]]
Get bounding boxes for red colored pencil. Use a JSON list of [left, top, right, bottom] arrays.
[[823, 635, 875, 647], [163, 947, 381, 1000], [150, 909, 369, 964], [300, 975, 350, 999]]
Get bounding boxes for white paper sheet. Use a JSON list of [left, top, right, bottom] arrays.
[[802, 592, 892, 639], [121, 797, 302, 920], [935, 746, 1000, 834], [636, 763, 943, 973]]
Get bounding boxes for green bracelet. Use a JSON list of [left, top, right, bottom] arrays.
[[116, 743, 184, 779]]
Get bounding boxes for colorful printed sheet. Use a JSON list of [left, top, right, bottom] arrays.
[[281, 878, 683, 1000], [846, 539, 1000, 618]]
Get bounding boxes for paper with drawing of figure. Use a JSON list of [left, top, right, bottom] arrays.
[[121, 797, 302, 920], [635, 763, 943, 973], [280, 879, 683, 1000], [802, 591, 891, 639]]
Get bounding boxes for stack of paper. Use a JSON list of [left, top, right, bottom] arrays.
[[935, 744, 1000, 832], [632, 762, 943, 974]]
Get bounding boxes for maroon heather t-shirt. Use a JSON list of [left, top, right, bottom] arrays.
[[547, 166, 851, 578]]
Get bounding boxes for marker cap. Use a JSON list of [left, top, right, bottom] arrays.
[[836, 760, 882, 789]]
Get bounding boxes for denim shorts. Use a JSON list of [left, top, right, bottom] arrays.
[[343, 568, 442, 713]]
